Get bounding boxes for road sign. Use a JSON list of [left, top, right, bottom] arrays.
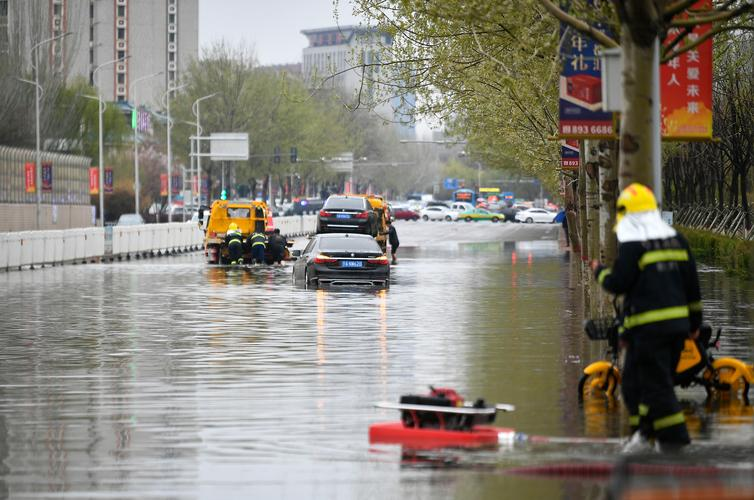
[[209, 133, 249, 161], [443, 178, 459, 190]]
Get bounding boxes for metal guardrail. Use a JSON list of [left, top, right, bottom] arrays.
[[673, 205, 754, 241], [1, 215, 318, 271]]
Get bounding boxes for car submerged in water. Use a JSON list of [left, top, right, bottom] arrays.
[[292, 233, 390, 288]]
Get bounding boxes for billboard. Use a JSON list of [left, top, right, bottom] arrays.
[[661, 0, 713, 139], [560, 139, 580, 170], [559, 20, 615, 138]]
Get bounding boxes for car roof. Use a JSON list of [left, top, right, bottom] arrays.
[[316, 233, 373, 239]]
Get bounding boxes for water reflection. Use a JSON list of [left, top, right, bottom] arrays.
[[0, 233, 752, 498]]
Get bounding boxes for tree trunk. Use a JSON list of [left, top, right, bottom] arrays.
[[585, 141, 601, 316], [618, 28, 656, 191], [564, 175, 581, 254], [599, 140, 619, 265], [578, 149, 590, 311]]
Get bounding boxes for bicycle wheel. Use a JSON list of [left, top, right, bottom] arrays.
[[578, 367, 619, 400]]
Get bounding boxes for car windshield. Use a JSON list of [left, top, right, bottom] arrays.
[[227, 207, 250, 218], [319, 237, 381, 253], [324, 197, 365, 210]]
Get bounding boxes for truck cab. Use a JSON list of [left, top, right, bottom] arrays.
[[204, 199, 270, 264]]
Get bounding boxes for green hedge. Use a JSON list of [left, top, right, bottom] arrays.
[[677, 227, 754, 279]]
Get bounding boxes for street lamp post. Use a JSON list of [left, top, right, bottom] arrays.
[[192, 92, 219, 207], [92, 55, 130, 227], [162, 83, 187, 223], [129, 71, 163, 216], [18, 32, 73, 230]]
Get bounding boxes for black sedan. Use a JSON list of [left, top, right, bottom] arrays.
[[293, 233, 390, 287], [316, 195, 377, 236]]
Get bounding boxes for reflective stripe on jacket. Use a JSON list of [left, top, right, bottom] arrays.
[[225, 230, 243, 245], [249, 233, 267, 247], [594, 233, 702, 335]]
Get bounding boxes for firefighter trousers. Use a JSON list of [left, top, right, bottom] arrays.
[[621, 330, 690, 445]]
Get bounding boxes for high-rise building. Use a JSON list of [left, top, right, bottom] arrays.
[[301, 25, 415, 138], [0, 0, 198, 106]]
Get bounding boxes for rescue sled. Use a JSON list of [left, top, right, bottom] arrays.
[[369, 387, 516, 449]]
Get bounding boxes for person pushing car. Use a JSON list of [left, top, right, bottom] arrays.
[[224, 223, 244, 265], [591, 183, 702, 453]]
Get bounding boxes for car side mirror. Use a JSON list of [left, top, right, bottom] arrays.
[[291, 249, 302, 258]]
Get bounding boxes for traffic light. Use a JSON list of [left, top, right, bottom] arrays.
[[220, 189, 227, 200], [274, 146, 281, 164], [290, 147, 297, 163]]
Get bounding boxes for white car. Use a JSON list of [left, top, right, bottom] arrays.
[[420, 206, 450, 221], [446, 202, 474, 221], [515, 208, 556, 223]]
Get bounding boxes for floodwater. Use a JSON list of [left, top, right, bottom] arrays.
[[1, 222, 753, 499]]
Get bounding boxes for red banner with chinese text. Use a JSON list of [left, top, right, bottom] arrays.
[[560, 139, 580, 171], [24, 162, 36, 193], [89, 167, 99, 195], [661, 0, 713, 139], [160, 174, 168, 196]]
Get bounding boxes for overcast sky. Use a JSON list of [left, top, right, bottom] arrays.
[[199, 0, 361, 65]]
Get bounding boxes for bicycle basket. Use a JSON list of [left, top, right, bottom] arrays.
[[583, 318, 618, 341]]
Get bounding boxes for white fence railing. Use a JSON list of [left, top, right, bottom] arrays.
[[1, 215, 317, 271]]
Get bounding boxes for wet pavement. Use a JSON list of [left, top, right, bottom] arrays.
[[0, 220, 753, 499]]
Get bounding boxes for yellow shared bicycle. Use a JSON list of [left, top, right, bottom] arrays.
[[579, 313, 754, 402]]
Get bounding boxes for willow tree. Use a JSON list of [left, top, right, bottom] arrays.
[[350, 0, 754, 192]]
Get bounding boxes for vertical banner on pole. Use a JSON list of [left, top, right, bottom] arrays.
[[41, 162, 53, 192], [661, 0, 713, 139], [24, 162, 36, 193], [558, 5, 615, 138], [192, 175, 198, 195], [160, 174, 168, 196], [560, 140, 581, 170], [171, 174, 181, 194], [89, 167, 99, 195], [104, 167, 114, 194]]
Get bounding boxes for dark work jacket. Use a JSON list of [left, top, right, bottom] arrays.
[[247, 232, 267, 248], [268, 233, 287, 251], [388, 225, 399, 247], [225, 230, 243, 246], [594, 233, 702, 337]]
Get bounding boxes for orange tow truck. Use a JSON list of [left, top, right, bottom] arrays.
[[201, 199, 273, 264]]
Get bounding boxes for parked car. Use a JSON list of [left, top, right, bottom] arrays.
[[116, 213, 145, 226], [458, 208, 503, 222], [284, 198, 326, 216], [391, 205, 420, 221], [316, 195, 378, 236], [419, 206, 450, 221], [292, 233, 389, 288], [446, 201, 475, 221], [515, 208, 556, 223]]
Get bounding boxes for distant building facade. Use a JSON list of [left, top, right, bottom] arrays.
[[0, 0, 198, 106], [301, 25, 415, 138]]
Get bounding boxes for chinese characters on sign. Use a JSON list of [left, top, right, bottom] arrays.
[[561, 139, 580, 170], [89, 167, 99, 195], [41, 163, 52, 192], [24, 162, 36, 193], [104, 167, 114, 194], [559, 16, 615, 139], [661, 0, 713, 139]]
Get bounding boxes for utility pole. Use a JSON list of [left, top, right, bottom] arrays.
[[192, 92, 220, 206], [130, 71, 162, 216]]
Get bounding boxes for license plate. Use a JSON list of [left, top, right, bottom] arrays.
[[336, 213, 350, 219], [340, 260, 363, 268]]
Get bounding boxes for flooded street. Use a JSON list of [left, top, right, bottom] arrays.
[[1, 221, 753, 499]]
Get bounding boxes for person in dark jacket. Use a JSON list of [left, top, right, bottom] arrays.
[[591, 183, 701, 453], [247, 231, 267, 265], [268, 228, 287, 265], [388, 221, 399, 264], [224, 223, 244, 264]]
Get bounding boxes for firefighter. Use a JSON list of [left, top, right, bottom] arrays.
[[247, 230, 268, 265], [591, 183, 702, 453], [224, 222, 244, 265]]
